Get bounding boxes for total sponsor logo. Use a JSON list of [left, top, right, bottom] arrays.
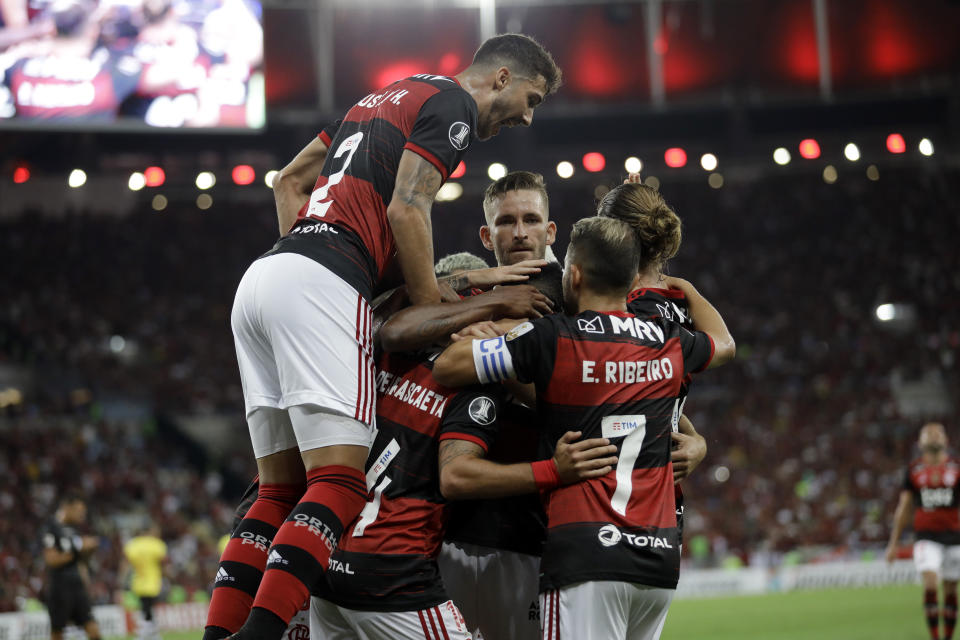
[[597, 524, 674, 550], [328, 559, 355, 575], [290, 222, 339, 235]]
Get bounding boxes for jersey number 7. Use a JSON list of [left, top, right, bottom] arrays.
[[602, 415, 647, 516], [307, 132, 365, 219]]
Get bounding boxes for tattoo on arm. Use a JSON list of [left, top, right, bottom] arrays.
[[395, 156, 443, 216], [438, 439, 485, 473], [438, 273, 470, 292]]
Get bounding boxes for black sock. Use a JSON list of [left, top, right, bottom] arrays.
[[230, 607, 288, 640], [927, 589, 942, 640]]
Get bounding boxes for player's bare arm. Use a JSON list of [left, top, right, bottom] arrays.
[[671, 414, 707, 483], [387, 150, 447, 305], [439, 431, 618, 500], [274, 136, 330, 235], [379, 288, 549, 352], [885, 489, 915, 563], [662, 276, 736, 368]]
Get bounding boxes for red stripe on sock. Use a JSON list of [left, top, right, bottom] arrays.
[[205, 587, 252, 634]]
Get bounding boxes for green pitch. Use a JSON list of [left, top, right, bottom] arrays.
[[151, 584, 923, 640], [663, 585, 921, 640]]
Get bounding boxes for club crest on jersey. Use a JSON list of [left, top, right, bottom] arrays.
[[577, 315, 605, 334], [505, 321, 534, 341], [448, 121, 471, 150], [468, 396, 496, 425]]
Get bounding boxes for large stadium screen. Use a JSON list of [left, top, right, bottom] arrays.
[[0, 0, 264, 129]]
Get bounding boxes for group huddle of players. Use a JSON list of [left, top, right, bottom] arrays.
[[201, 34, 735, 640], [0, 0, 261, 125]]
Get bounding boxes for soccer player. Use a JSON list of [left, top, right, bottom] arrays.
[[887, 422, 960, 640], [42, 493, 102, 640], [598, 178, 709, 542], [209, 34, 561, 640], [432, 217, 735, 639], [124, 524, 167, 640]]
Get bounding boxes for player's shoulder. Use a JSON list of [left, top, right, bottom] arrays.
[[627, 287, 692, 327]]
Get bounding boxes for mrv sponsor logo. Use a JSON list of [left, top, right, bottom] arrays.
[[597, 524, 673, 549]]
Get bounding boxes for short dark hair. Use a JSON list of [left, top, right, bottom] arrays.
[[520, 260, 564, 310], [59, 490, 86, 508], [483, 171, 549, 219], [472, 34, 562, 95], [567, 217, 640, 296]]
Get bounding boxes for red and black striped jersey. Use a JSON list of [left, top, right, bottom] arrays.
[[320, 350, 502, 612], [443, 400, 547, 557], [904, 457, 960, 545], [473, 310, 714, 591], [627, 287, 694, 542], [266, 74, 478, 301]]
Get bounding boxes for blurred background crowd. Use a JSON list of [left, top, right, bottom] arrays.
[[1, 163, 956, 610]]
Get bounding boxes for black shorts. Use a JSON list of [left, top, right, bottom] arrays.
[[46, 580, 93, 631], [140, 595, 157, 621]]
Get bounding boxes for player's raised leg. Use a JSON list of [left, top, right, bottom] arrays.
[[227, 254, 374, 640]]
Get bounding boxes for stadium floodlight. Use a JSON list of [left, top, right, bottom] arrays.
[[232, 165, 255, 186], [13, 166, 29, 184], [713, 466, 730, 483], [919, 138, 934, 156], [197, 194, 213, 210], [664, 148, 687, 168], [886, 133, 906, 154], [487, 163, 507, 180], [582, 152, 605, 172], [450, 161, 466, 179], [152, 194, 168, 211], [798, 139, 820, 160], [109, 335, 126, 353], [128, 172, 147, 191], [435, 182, 463, 202], [875, 303, 896, 322], [866, 165, 880, 181], [264, 170, 278, 188], [624, 156, 643, 174], [773, 147, 791, 165], [196, 171, 216, 190], [68, 169, 87, 188], [644, 176, 660, 190], [708, 173, 724, 189], [144, 166, 165, 187], [843, 143, 860, 162], [823, 165, 838, 184], [556, 161, 574, 179], [700, 153, 718, 171]]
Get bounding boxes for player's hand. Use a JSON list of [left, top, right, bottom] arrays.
[[661, 275, 693, 294], [465, 260, 548, 290], [80, 536, 99, 554], [624, 172, 643, 184], [438, 280, 461, 303], [671, 431, 707, 483], [488, 284, 553, 318], [884, 544, 898, 564], [451, 320, 502, 342], [553, 431, 618, 485]]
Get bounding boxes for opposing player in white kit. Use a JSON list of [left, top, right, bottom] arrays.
[[206, 34, 562, 640]]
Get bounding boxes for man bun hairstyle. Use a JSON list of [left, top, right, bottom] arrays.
[[483, 170, 549, 219], [473, 34, 562, 95], [597, 183, 682, 272], [568, 217, 641, 297]]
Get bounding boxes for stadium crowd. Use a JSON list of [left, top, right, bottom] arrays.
[[1, 164, 956, 611]]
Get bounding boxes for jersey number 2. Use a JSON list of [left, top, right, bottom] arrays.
[[307, 131, 364, 219]]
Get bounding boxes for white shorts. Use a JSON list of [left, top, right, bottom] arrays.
[[437, 541, 540, 640], [232, 253, 376, 457], [310, 596, 472, 640], [540, 581, 674, 640], [914, 540, 960, 580]]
